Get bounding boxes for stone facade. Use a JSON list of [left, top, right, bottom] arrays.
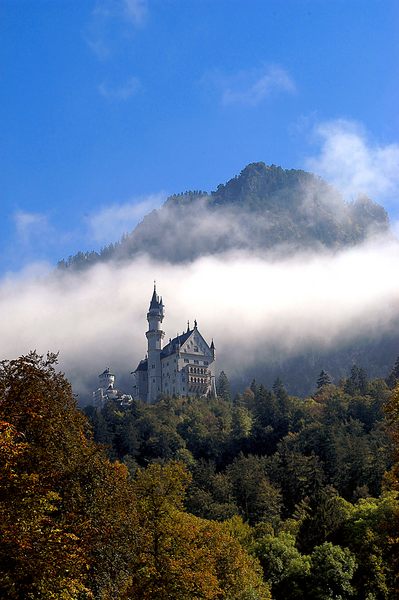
[[133, 286, 216, 403]]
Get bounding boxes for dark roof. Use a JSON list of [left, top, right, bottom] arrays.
[[135, 358, 148, 372], [149, 288, 161, 309], [101, 367, 113, 376], [161, 329, 193, 358], [149, 285, 164, 310]]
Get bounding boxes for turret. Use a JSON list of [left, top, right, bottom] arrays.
[[210, 339, 215, 359], [146, 284, 165, 402], [99, 367, 115, 390]]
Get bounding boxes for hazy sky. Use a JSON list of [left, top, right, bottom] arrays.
[[1, 0, 399, 272]]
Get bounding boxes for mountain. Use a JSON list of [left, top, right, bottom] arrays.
[[57, 163, 396, 395], [58, 163, 389, 270]]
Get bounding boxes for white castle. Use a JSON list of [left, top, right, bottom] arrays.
[[132, 285, 217, 403], [93, 368, 133, 408]]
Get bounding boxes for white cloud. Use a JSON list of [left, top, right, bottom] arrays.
[[87, 0, 148, 59], [87, 193, 165, 244], [306, 119, 399, 204], [93, 0, 148, 27], [223, 66, 295, 106], [98, 76, 142, 100], [123, 0, 148, 26], [1, 236, 399, 397], [203, 65, 296, 107], [13, 211, 49, 243]]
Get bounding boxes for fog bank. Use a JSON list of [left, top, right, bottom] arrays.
[[2, 235, 399, 398]]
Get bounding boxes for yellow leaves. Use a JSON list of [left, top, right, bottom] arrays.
[[130, 461, 270, 600]]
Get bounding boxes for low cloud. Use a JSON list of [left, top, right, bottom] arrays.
[[87, 193, 165, 244], [98, 76, 142, 100], [306, 119, 399, 205], [203, 65, 296, 107], [1, 236, 399, 398]]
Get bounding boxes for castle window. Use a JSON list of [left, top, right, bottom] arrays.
[[184, 358, 189, 363], [204, 361, 208, 366], [194, 360, 199, 364], [152, 364, 155, 369], [194, 346, 198, 352]]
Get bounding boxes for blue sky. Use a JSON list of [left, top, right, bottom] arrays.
[[2, 0, 399, 272]]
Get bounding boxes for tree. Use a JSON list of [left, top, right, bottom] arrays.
[[297, 487, 353, 553], [130, 461, 270, 599], [0, 352, 138, 598], [384, 384, 399, 487], [273, 377, 289, 406], [386, 356, 399, 389], [309, 542, 357, 600], [227, 454, 282, 526], [316, 370, 332, 389], [217, 371, 232, 402], [254, 531, 311, 600], [344, 366, 368, 396]]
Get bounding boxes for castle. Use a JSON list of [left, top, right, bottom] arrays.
[[132, 285, 217, 403], [93, 368, 133, 408]]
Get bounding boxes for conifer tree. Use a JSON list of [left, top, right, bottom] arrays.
[[217, 371, 232, 402], [316, 370, 332, 389], [386, 355, 399, 389]]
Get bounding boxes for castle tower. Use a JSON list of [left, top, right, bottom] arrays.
[[99, 367, 115, 390], [146, 284, 165, 403]]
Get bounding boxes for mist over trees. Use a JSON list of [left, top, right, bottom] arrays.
[[53, 162, 398, 397], [59, 163, 389, 271]]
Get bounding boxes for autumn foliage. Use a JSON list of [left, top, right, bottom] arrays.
[[0, 353, 269, 599]]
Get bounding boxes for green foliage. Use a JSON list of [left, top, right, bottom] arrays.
[[4, 352, 397, 598], [130, 461, 270, 600], [309, 542, 357, 600], [317, 369, 333, 389], [386, 356, 399, 389], [83, 366, 399, 599], [254, 531, 311, 599], [0, 354, 274, 599], [217, 370, 232, 403]]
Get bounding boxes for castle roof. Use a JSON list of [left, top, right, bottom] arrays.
[[135, 358, 148, 372], [149, 284, 164, 310], [161, 329, 193, 358]]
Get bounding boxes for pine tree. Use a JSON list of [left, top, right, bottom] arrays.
[[317, 370, 333, 389], [217, 371, 231, 402], [386, 356, 399, 389]]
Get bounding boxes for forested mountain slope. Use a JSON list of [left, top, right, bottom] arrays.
[[59, 163, 389, 270]]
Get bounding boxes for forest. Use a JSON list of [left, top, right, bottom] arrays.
[[0, 353, 398, 599]]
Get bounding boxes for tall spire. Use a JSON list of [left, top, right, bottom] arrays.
[[149, 283, 161, 309]]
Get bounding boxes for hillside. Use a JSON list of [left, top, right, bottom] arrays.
[[58, 163, 389, 270]]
